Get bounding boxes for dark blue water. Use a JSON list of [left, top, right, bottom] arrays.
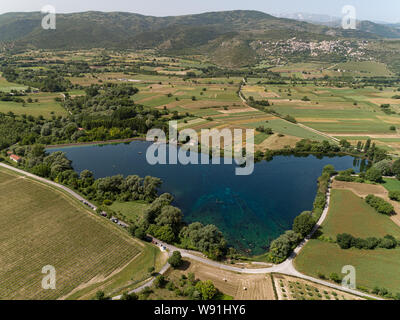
[[49, 141, 362, 255]]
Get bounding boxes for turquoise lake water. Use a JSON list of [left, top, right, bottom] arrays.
[[49, 141, 364, 255]]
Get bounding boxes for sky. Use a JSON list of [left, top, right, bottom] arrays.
[[0, 0, 399, 23]]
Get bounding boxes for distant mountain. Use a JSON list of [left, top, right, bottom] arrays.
[[275, 12, 340, 25], [275, 12, 400, 39], [0, 10, 380, 49], [0, 10, 393, 67]]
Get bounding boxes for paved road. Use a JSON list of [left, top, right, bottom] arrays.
[[143, 178, 381, 300], [0, 162, 382, 300], [0, 162, 98, 210]]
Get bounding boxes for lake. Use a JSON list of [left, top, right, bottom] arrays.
[[49, 141, 364, 255]]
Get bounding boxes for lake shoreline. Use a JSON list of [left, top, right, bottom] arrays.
[[45, 137, 148, 149], [48, 141, 363, 255]]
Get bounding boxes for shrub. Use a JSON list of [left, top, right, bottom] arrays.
[[378, 235, 397, 249], [365, 237, 379, 249], [154, 275, 167, 288], [373, 159, 393, 176], [103, 199, 113, 206], [365, 195, 394, 215], [329, 273, 341, 284], [284, 115, 297, 123], [336, 233, 355, 249], [317, 272, 326, 279], [365, 168, 382, 182], [121, 292, 138, 300], [168, 251, 183, 269], [389, 190, 400, 201]]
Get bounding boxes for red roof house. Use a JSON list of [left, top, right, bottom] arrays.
[[10, 154, 22, 163]]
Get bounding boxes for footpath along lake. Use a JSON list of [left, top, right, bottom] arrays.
[[49, 141, 364, 255]]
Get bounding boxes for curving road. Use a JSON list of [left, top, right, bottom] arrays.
[[0, 162, 382, 300], [149, 179, 381, 300]]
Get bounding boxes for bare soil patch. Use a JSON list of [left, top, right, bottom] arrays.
[[258, 134, 301, 150], [169, 259, 276, 300]]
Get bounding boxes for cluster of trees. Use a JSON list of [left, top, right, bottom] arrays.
[[365, 194, 394, 215], [267, 230, 302, 264], [118, 271, 221, 301], [2, 67, 72, 92], [63, 84, 170, 141], [254, 140, 348, 163], [337, 233, 398, 250], [129, 193, 182, 242], [256, 126, 273, 134], [160, 272, 219, 301], [371, 286, 400, 300], [128, 193, 228, 260], [354, 138, 388, 163], [335, 168, 358, 182], [312, 165, 336, 218], [0, 86, 178, 149], [267, 165, 335, 263], [0, 90, 26, 104], [179, 222, 227, 260], [293, 139, 341, 154], [369, 158, 400, 180], [0, 113, 37, 149], [335, 167, 383, 183], [5, 144, 163, 205]]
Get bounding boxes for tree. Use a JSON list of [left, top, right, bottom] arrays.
[[268, 230, 301, 263], [94, 290, 109, 300], [329, 273, 341, 284], [121, 292, 138, 300], [154, 275, 167, 288], [195, 280, 217, 300], [339, 139, 351, 148], [155, 205, 183, 233], [373, 160, 393, 176], [364, 139, 371, 153], [148, 224, 175, 243], [179, 222, 227, 260], [293, 212, 315, 237], [168, 251, 183, 269], [365, 167, 382, 182], [392, 159, 400, 177], [336, 233, 355, 249]]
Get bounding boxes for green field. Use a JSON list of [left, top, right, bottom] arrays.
[[245, 119, 328, 141], [0, 76, 28, 92], [295, 189, 400, 294], [321, 190, 400, 238], [295, 240, 400, 294], [0, 167, 163, 300], [382, 178, 400, 193], [110, 200, 150, 224]]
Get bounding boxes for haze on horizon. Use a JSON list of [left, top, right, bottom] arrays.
[[0, 0, 399, 23]]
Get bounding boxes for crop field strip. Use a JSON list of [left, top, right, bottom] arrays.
[[0, 168, 142, 300], [295, 188, 400, 293]]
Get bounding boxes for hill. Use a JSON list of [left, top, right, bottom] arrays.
[[0, 10, 380, 50], [1, 10, 399, 68], [277, 12, 400, 39]]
